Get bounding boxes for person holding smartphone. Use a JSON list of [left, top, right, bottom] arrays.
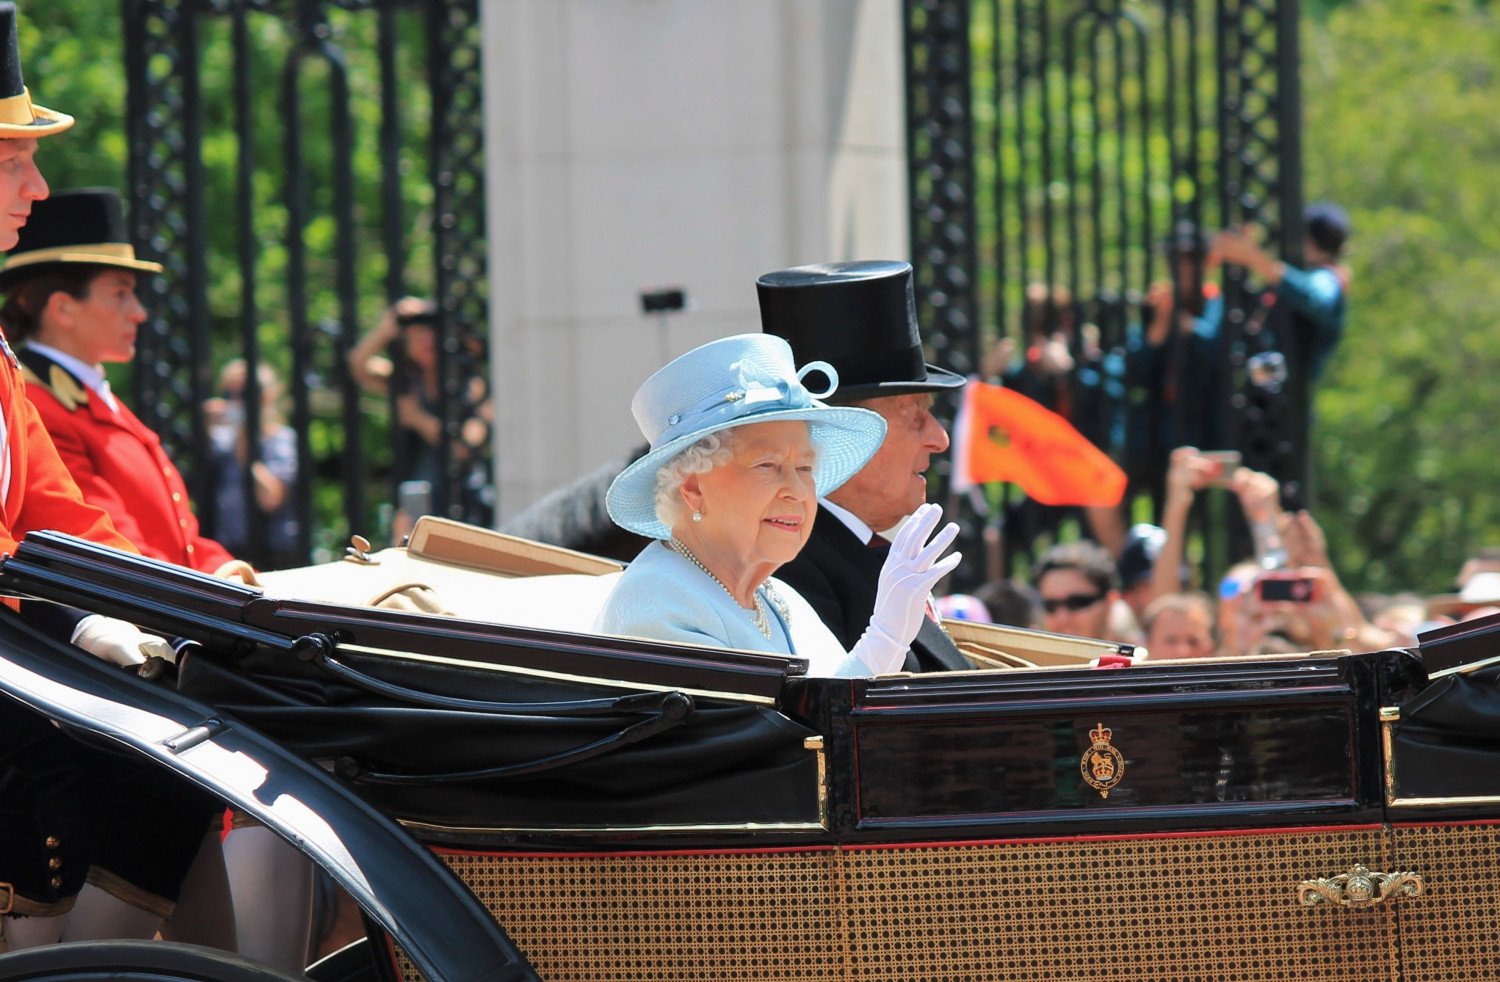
[[348, 296, 493, 542], [1213, 205, 1351, 386]]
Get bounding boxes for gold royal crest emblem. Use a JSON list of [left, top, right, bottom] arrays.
[[1081, 722, 1125, 798]]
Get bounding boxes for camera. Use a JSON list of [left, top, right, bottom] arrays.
[[639, 287, 686, 315], [1247, 351, 1288, 391], [1257, 573, 1317, 603]]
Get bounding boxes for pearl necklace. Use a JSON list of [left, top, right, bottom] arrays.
[[667, 539, 790, 641]]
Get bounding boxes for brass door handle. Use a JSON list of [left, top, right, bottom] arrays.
[[1298, 864, 1425, 908]]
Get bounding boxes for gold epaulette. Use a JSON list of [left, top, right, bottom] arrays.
[[22, 362, 90, 412]]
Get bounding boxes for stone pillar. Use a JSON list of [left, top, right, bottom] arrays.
[[483, 0, 906, 519]]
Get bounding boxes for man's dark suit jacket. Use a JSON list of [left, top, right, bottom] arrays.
[[776, 504, 970, 673]]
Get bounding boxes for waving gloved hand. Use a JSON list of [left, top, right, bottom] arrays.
[[71, 614, 176, 674], [848, 503, 962, 675]]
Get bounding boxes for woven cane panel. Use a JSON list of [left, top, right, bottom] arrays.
[[1393, 824, 1500, 980], [841, 830, 1396, 981], [436, 850, 846, 980], [411, 831, 1399, 981]]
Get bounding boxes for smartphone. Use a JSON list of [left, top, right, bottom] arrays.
[[397, 479, 433, 520], [1200, 449, 1242, 486], [1257, 574, 1317, 603]]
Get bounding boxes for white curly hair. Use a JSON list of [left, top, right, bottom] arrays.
[[652, 430, 738, 531]]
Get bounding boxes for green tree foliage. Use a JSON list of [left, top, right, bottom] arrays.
[[1304, 0, 1500, 592], [16, 7, 128, 186]]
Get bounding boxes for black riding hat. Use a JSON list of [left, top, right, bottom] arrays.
[[755, 260, 966, 403], [0, 187, 162, 292], [0, 3, 71, 138]]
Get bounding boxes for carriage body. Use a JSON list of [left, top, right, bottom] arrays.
[[2, 524, 1499, 981]]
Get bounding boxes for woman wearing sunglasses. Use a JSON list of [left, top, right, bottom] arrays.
[[1032, 540, 1127, 641]]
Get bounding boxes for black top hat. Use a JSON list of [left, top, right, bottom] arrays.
[[0, 4, 72, 138], [0, 187, 162, 292], [755, 260, 966, 402]]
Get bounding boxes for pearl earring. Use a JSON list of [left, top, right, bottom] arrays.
[[692, 511, 702, 523]]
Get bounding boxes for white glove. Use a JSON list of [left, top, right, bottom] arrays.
[[71, 614, 175, 670], [212, 559, 261, 586], [848, 503, 962, 675]]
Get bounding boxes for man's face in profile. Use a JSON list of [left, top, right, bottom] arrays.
[[828, 393, 949, 532], [0, 138, 46, 250]]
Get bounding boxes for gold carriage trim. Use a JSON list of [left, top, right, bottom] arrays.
[[1297, 864, 1425, 908]]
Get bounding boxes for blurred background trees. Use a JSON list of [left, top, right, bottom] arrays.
[[1304, 0, 1500, 592]]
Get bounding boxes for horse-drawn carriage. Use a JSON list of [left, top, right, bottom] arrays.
[[1, 518, 1498, 981]]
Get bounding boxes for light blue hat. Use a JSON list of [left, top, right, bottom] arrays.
[[606, 333, 887, 540]]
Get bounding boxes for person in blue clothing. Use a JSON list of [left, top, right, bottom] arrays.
[[1123, 223, 1225, 501], [1212, 202, 1351, 385], [594, 333, 962, 677]]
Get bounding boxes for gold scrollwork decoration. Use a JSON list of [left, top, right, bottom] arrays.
[[1297, 864, 1425, 908]]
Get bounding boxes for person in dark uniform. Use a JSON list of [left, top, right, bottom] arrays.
[[755, 260, 972, 673], [0, 4, 224, 952]]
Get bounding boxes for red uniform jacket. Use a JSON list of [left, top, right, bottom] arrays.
[[0, 338, 134, 558], [19, 346, 231, 573]]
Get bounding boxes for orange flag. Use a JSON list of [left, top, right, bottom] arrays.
[[954, 380, 1126, 507]]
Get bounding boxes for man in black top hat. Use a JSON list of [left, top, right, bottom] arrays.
[[756, 260, 970, 673]]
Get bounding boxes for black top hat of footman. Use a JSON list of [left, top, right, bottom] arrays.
[[0, 188, 162, 292], [0, 3, 72, 138], [756, 260, 966, 402]]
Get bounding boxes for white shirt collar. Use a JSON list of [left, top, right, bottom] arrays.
[[26, 342, 118, 412], [819, 497, 877, 545]]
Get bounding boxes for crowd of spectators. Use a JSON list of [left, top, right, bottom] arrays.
[[942, 444, 1491, 661], [943, 204, 1371, 661], [980, 206, 1351, 513]]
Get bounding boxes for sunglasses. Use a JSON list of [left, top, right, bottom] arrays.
[[1041, 592, 1105, 614]]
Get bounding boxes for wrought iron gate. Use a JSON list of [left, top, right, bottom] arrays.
[[905, 0, 1305, 583], [122, 0, 488, 569]]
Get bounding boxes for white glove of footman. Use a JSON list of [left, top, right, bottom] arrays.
[[849, 502, 962, 675], [71, 614, 175, 670]]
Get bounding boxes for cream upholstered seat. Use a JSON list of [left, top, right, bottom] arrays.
[[255, 516, 624, 633]]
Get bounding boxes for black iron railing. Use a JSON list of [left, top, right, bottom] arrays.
[[123, 0, 489, 568], [905, 0, 1304, 583]]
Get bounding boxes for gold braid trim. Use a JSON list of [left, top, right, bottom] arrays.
[[83, 867, 175, 920], [21, 362, 90, 412]]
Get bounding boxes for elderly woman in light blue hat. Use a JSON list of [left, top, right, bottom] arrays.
[[596, 333, 960, 676]]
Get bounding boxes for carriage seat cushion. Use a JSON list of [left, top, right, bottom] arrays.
[[431, 570, 624, 632], [256, 549, 624, 634]]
